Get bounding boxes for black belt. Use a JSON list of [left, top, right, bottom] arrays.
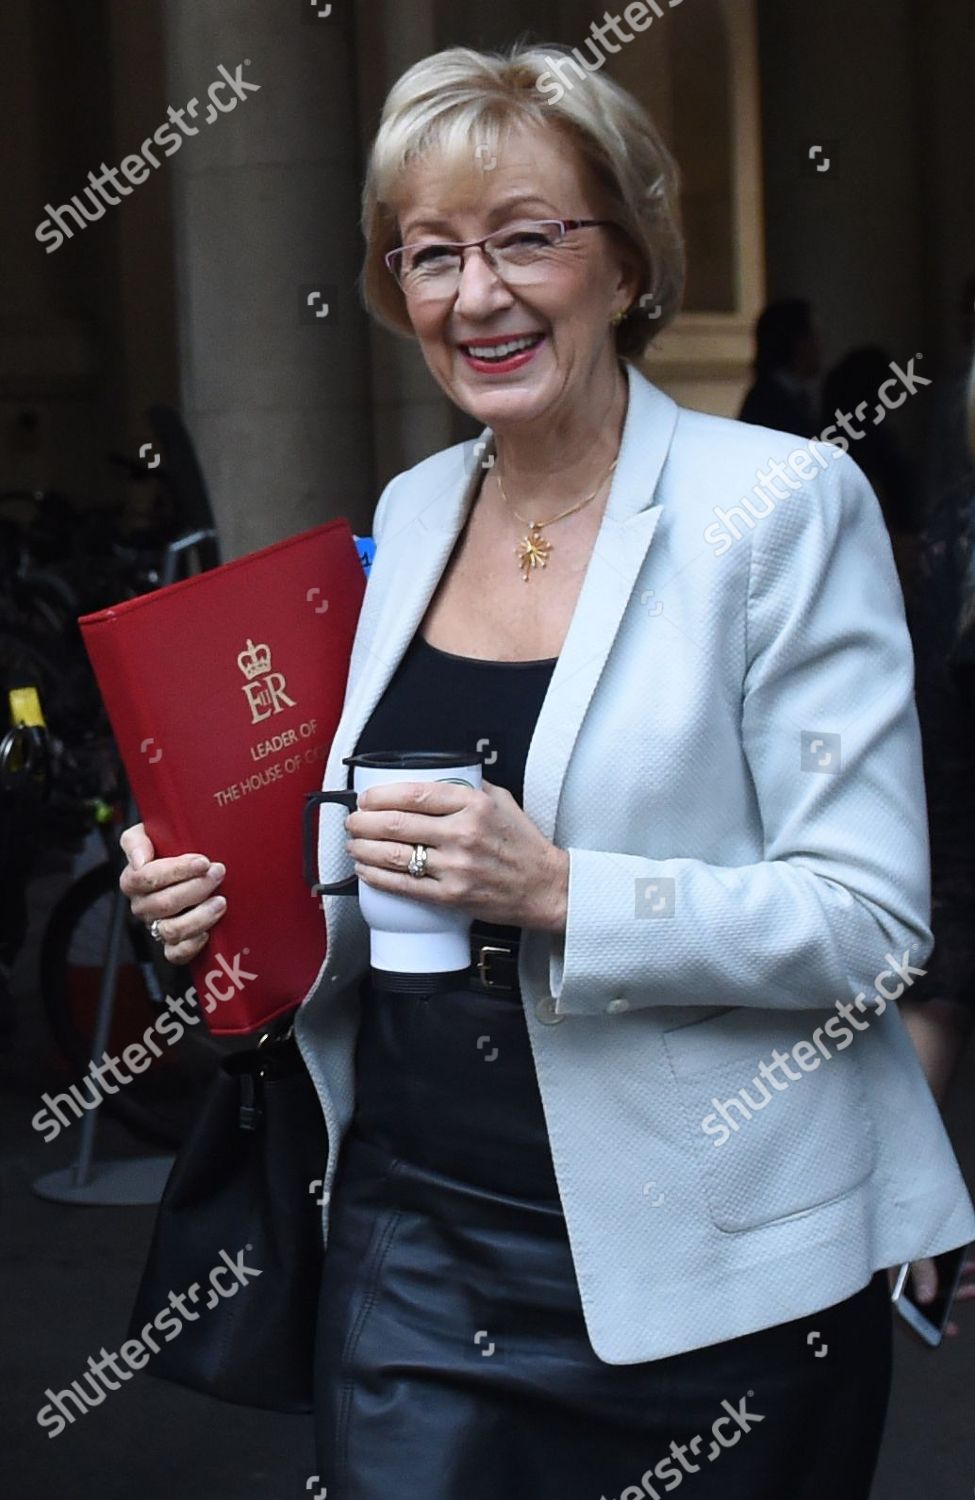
[[368, 924, 521, 996]]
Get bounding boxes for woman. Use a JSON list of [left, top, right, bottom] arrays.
[[119, 43, 975, 1500]]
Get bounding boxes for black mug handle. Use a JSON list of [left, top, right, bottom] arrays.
[[303, 790, 358, 896]]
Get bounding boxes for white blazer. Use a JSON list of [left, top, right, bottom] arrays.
[[294, 359, 975, 1363]]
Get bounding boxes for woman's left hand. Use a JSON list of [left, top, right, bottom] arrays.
[[886, 1255, 975, 1338], [344, 778, 569, 933]]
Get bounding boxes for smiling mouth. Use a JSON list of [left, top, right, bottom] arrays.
[[457, 333, 546, 362]]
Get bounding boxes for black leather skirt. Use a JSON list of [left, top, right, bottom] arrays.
[[312, 977, 892, 1500]]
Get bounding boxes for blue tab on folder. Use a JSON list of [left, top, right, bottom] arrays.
[[353, 535, 375, 577]]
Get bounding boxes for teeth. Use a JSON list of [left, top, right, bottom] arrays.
[[465, 335, 541, 360]]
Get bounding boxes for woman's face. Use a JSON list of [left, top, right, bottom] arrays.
[[392, 125, 640, 434]]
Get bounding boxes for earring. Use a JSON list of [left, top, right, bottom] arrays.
[[610, 308, 626, 327]]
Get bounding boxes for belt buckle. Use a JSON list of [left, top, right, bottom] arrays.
[[476, 943, 514, 991]]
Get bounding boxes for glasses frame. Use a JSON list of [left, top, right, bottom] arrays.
[[384, 217, 617, 293]]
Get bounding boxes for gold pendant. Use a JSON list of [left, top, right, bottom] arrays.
[[515, 523, 551, 582]]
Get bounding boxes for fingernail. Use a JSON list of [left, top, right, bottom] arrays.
[[190, 856, 209, 872], [212, 895, 226, 909], [207, 862, 226, 879]]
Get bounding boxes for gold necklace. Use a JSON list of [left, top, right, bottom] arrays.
[[495, 455, 619, 582]]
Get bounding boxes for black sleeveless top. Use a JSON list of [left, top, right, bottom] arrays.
[[352, 632, 558, 949]]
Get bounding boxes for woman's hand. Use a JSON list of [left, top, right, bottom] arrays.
[[118, 821, 228, 965], [344, 779, 569, 933], [957, 1257, 975, 1307], [886, 1255, 975, 1338], [891, 1259, 960, 1337]]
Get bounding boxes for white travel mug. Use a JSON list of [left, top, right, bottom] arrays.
[[303, 749, 483, 977]]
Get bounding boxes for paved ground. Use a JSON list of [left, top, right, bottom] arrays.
[[2, 861, 973, 1499]]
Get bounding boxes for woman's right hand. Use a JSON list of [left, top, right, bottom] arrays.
[[119, 821, 227, 966]]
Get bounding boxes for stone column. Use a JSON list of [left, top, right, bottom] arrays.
[[353, 0, 456, 485], [163, 0, 375, 555]]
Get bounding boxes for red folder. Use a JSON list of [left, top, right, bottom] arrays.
[[79, 520, 365, 1034]]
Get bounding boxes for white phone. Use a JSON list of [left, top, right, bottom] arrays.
[[891, 1244, 970, 1346]]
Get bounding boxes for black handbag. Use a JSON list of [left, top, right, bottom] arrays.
[[128, 1017, 326, 1412]]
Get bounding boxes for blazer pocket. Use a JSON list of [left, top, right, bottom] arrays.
[[663, 1007, 878, 1233]]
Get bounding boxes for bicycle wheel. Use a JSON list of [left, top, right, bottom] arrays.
[[41, 861, 223, 1147]]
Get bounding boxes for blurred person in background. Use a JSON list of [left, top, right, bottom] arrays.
[[821, 346, 923, 597], [899, 353, 975, 1320], [739, 297, 822, 439], [924, 274, 975, 512]]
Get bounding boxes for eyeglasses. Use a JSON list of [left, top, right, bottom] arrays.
[[384, 218, 615, 300]]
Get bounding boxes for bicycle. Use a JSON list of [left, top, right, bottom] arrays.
[[2, 689, 225, 1147], [3, 408, 226, 1145]]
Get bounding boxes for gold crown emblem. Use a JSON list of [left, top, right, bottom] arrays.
[[237, 638, 271, 680]]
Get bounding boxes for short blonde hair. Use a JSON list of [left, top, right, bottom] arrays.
[[360, 42, 685, 360]]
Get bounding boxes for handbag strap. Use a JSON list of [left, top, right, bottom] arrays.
[[238, 1011, 300, 1131], [238, 1069, 263, 1132]]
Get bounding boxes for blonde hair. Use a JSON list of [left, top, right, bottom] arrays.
[[360, 42, 685, 360]]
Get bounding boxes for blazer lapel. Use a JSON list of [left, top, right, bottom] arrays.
[[313, 438, 494, 937], [524, 365, 679, 839], [333, 438, 496, 761]]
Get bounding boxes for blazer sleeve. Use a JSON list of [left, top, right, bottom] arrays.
[[547, 449, 933, 1017]]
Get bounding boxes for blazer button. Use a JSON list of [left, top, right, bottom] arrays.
[[535, 995, 563, 1025], [606, 996, 629, 1014]]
